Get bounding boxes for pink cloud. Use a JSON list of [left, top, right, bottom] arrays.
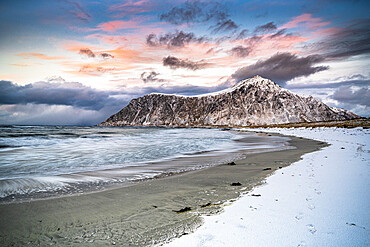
[[97, 20, 140, 32], [313, 27, 342, 37], [108, 0, 151, 18], [85, 34, 128, 45], [280, 13, 329, 30], [15, 52, 66, 60]]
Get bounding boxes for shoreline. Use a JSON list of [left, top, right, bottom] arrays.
[[0, 133, 327, 246], [0, 131, 291, 204]]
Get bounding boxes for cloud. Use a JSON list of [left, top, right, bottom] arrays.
[[96, 20, 140, 32], [146, 31, 205, 48], [78, 48, 114, 59], [0, 80, 123, 111], [79, 48, 95, 58], [100, 53, 114, 59], [160, 1, 226, 25], [140, 71, 164, 83], [229, 46, 251, 57], [16, 52, 65, 60], [269, 29, 287, 38], [212, 19, 238, 33], [108, 0, 150, 18], [280, 13, 329, 30], [321, 19, 370, 59], [60, 0, 91, 22], [79, 65, 116, 76], [231, 52, 329, 84], [163, 56, 210, 70], [331, 85, 370, 107], [0, 79, 230, 125], [235, 29, 248, 40], [160, 1, 237, 33], [287, 75, 370, 89], [254, 22, 277, 33], [0, 104, 119, 126]]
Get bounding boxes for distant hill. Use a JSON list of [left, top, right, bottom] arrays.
[[99, 75, 359, 127]]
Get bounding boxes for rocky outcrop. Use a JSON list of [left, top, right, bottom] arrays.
[[100, 75, 359, 127]]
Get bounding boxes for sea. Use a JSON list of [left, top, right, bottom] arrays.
[[0, 125, 290, 201]]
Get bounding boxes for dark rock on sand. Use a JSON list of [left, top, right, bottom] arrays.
[[227, 162, 236, 166], [230, 182, 242, 186], [263, 168, 272, 171], [200, 202, 212, 208], [251, 194, 261, 197], [173, 207, 192, 213]]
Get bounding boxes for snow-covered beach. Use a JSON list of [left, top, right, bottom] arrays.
[[167, 127, 370, 247]]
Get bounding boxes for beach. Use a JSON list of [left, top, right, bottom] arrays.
[[0, 130, 325, 246], [167, 127, 370, 247]]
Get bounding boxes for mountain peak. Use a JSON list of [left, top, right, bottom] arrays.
[[100, 75, 359, 127], [232, 75, 281, 90]]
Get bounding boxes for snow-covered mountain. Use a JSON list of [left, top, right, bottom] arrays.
[[100, 75, 359, 127]]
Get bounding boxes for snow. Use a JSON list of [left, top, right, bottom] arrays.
[[165, 127, 370, 247], [149, 75, 284, 98]]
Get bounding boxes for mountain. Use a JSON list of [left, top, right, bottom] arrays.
[[99, 75, 359, 127]]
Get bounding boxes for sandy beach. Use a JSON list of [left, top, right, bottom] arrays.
[[167, 127, 369, 247], [0, 132, 326, 246]]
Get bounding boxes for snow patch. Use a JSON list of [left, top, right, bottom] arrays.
[[166, 127, 370, 247]]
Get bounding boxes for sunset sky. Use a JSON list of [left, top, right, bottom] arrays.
[[0, 0, 369, 125]]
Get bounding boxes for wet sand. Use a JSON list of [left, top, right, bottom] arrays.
[[0, 132, 327, 246]]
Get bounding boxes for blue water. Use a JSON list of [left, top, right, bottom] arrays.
[[0, 125, 238, 180], [0, 125, 289, 199]]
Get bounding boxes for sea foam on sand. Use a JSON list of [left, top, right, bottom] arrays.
[[166, 127, 370, 247]]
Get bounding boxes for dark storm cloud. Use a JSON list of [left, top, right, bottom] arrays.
[[331, 86, 370, 107], [146, 31, 205, 48], [229, 46, 251, 57], [231, 53, 329, 84], [140, 71, 164, 83], [254, 22, 277, 33], [0, 80, 123, 111], [79, 48, 95, 58], [163, 56, 210, 70], [60, 0, 91, 22], [312, 19, 370, 59]]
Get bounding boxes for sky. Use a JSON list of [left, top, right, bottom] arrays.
[[0, 0, 369, 125]]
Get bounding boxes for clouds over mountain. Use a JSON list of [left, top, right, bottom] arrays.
[[140, 71, 166, 83], [0, 78, 228, 125], [231, 53, 329, 84]]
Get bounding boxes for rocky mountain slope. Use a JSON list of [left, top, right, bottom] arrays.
[[100, 75, 359, 127]]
